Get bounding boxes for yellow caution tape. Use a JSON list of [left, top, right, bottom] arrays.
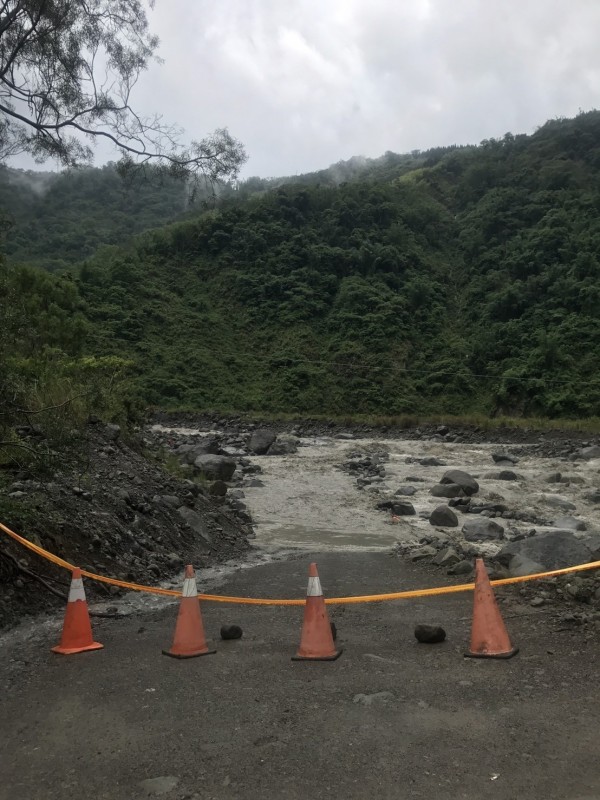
[[2, 519, 599, 605]]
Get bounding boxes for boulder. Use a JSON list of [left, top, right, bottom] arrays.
[[462, 517, 504, 542], [553, 516, 586, 531], [497, 530, 594, 572], [393, 501, 416, 516], [447, 560, 473, 576], [176, 440, 220, 464], [267, 435, 299, 455], [492, 452, 519, 465], [440, 470, 479, 496], [574, 445, 600, 460], [429, 505, 458, 527], [248, 429, 277, 454], [431, 483, 466, 498], [583, 490, 600, 504], [208, 480, 228, 497], [411, 545, 437, 561], [176, 507, 212, 546], [538, 494, 576, 511], [432, 547, 460, 567], [419, 457, 446, 467], [193, 454, 236, 481], [485, 470, 522, 481], [545, 472, 562, 483], [395, 485, 417, 496], [105, 423, 121, 441]]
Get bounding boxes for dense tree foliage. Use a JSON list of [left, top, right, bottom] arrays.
[[4, 111, 600, 419], [0, 0, 246, 182], [0, 163, 191, 270]]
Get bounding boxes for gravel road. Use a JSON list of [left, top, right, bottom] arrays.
[[1, 551, 599, 800]]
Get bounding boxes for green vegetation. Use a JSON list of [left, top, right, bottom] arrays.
[[0, 165, 190, 271], [3, 110, 600, 423]]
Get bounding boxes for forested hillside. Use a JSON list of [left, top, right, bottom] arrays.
[[0, 165, 189, 271], [4, 111, 600, 419]]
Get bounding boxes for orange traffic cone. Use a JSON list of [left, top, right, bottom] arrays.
[[162, 565, 216, 659], [52, 568, 103, 655], [465, 558, 518, 659], [292, 563, 342, 661]]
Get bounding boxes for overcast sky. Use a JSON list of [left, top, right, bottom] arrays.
[[13, 0, 600, 178]]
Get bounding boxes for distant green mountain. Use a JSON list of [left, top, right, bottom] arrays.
[[4, 111, 600, 419], [0, 164, 190, 271]]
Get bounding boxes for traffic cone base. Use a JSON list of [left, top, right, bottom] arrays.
[[292, 648, 343, 662], [465, 558, 518, 660], [464, 647, 518, 660], [162, 565, 215, 659], [52, 569, 103, 656], [52, 641, 104, 656], [293, 563, 342, 662], [162, 646, 216, 659]]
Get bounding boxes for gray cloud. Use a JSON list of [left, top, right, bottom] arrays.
[[10, 0, 600, 176]]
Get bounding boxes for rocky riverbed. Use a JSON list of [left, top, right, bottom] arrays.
[[150, 416, 600, 618]]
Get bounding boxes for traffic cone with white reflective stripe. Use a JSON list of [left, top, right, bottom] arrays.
[[465, 558, 518, 659], [52, 568, 103, 655], [162, 565, 216, 659], [292, 562, 342, 661]]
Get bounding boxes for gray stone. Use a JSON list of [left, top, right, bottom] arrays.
[[8, 491, 25, 498], [539, 494, 576, 511], [440, 469, 479, 496], [352, 691, 395, 706], [208, 480, 228, 497], [583, 490, 600, 504], [553, 516, 587, 531], [395, 485, 417, 496], [193, 454, 236, 481], [492, 452, 519, 464], [530, 597, 546, 607], [431, 483, 466, 498], [176, 507, 212, 545], [220, 624, 243, 640], [432, 547, 460, 567], [392, 501, 416, 516], [414, 624, 446, 643], [447, 560, 473, 576], [159, 495, 181, 508], [175, 440, 220, 463], [248, 429, 277, 454], [411, 545, 437, 561], [429, 505, 458, 527], [419, 457, 446, 466], [497, 530, 594, 572], [246, 478, 265, 487], [575, 445, 600, 460], [485, 470, 522, 481], [105, 423, 121, 441], [267, 435, 299, 455], [462, 517, 505, 541], [545, 472, 563, 483]]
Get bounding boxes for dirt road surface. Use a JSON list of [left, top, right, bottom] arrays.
[[2, 551, 599, 800]]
